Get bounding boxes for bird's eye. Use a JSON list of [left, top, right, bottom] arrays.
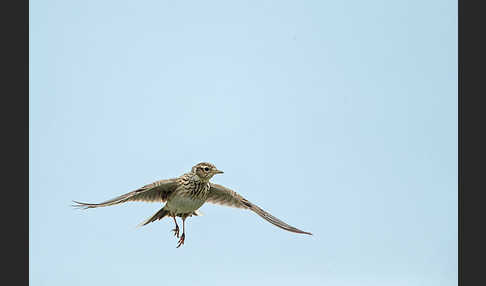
[[204, 167, 210, 172]]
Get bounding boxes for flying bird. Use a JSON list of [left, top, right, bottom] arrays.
[[73, 162, 312, 247]]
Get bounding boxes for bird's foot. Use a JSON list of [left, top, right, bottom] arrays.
[[176, 233, 185, 248], [171, 225, 180, 238]]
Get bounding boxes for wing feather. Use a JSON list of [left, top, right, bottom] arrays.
[[73, 178, 178, 209], [207, 183, 312, 235]]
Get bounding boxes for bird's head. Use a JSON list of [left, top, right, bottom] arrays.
[[191, 162, 224, 181]]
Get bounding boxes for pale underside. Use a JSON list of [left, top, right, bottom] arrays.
[[165, 195, 206, 215]]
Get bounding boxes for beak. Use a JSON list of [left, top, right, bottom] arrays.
[[214, 169, 224, 174]]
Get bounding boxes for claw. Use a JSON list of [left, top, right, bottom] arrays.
[[176, 233, 185, 248], [171, 225, 180, 238]]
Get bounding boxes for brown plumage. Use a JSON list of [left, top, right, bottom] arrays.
[[73, 162, 312, 247]]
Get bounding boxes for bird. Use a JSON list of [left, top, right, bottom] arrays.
[[73, 162, 312, 247]]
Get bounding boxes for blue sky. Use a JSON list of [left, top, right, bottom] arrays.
[[30, 1, 457, 285]]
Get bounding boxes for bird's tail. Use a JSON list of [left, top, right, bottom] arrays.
[[137, 208, 203, 228], [137, 207, 170, 227]]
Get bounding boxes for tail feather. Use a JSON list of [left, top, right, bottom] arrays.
[[137, 208, 169, 227]]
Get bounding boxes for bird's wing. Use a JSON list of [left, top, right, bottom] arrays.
[[206, 183, 312, 235], [73, 178, 178, 209]]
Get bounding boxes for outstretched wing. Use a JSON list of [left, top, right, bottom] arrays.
[[206, 183, 312, 235], [73, 178, 178, 209]]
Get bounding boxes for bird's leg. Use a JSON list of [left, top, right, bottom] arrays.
[[171, 216, 180, 238], [176, 218, 186, 248]]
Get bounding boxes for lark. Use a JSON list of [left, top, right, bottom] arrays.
[[73, 162, 312, 247]]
